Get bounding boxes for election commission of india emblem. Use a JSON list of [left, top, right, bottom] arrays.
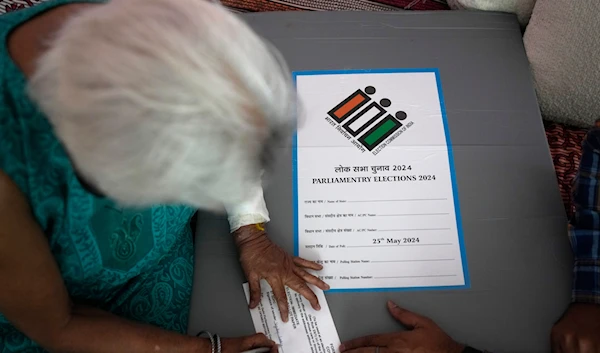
[[325, 85, 413, 155]]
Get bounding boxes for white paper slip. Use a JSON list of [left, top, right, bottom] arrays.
[[242, 280, 341, 353], [293, 69, 470, 291]]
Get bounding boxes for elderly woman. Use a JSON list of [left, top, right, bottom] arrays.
[[0, 0, 329, 352]]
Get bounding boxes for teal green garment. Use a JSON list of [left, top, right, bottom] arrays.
[[0, 2, 197, 352]]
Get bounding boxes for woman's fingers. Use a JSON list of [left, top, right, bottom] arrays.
[[288, 279, 321, 311], [247, 273, 262, 309], [241, 333, 276, 351], [293, 256, 323, 271], [267, 277, 290, 323], [293, 267, 330, 291]]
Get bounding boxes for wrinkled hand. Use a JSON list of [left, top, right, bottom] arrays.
[[551, 303, 600, 353], [221, 333, 277, 353], [234, 224, 330, 322], [340, 301, 464, 353]]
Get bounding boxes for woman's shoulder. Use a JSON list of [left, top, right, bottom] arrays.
[[0, 1, 109, 193]]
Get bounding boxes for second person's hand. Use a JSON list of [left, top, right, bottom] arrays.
[[551, 302, 600, 353], [221, 333, 278, 353], [340, 301, 464, 353], [234, 224, 330, 322]]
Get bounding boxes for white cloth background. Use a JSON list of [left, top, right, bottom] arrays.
[[447, 0, 536, 27], [524, 0, 600, 127]]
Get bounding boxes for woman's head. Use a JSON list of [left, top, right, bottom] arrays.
[[28, 0, 295, 210]]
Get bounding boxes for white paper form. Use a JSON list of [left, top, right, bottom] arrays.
[[293, 69, 469, 291], [243, 281, 341, 353]]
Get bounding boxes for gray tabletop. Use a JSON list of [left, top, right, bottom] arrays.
[[189, 11, 573, 353]]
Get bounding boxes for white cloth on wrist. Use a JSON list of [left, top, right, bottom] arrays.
[[225, 181, 270, 233]]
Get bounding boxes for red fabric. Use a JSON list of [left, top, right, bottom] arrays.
[[222, 0, 300, 12], [222, 0, 448, 11], [375, 0, 449, 10], [545, 123, 586, 218]]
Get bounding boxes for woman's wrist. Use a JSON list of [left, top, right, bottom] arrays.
[[195, 337, 212, 353], [233, 223, 268, 248]]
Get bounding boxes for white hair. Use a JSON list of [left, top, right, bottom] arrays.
[[28, 0, 295, 211]]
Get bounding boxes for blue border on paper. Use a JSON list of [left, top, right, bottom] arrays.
[[292, 68, 470, 293]]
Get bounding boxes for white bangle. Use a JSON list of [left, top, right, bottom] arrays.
[[196, 331, 215, 353]]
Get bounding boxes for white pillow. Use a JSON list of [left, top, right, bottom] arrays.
[[447, 0, 537, 27], [524, 0, 600, 127]]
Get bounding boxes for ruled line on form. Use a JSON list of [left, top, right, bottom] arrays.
[[347, 243, 454, 248], [377, 228, 451, 232], [347, 198, 448, 203], [374, 275, 458, 279], [377, 213, 450, 217], [371, 258, 455, 263]]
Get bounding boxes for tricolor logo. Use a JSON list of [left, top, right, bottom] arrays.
[[325, 85, 412, 155]]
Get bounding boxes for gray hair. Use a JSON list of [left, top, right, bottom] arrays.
[[28, 0, 295, 211]]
